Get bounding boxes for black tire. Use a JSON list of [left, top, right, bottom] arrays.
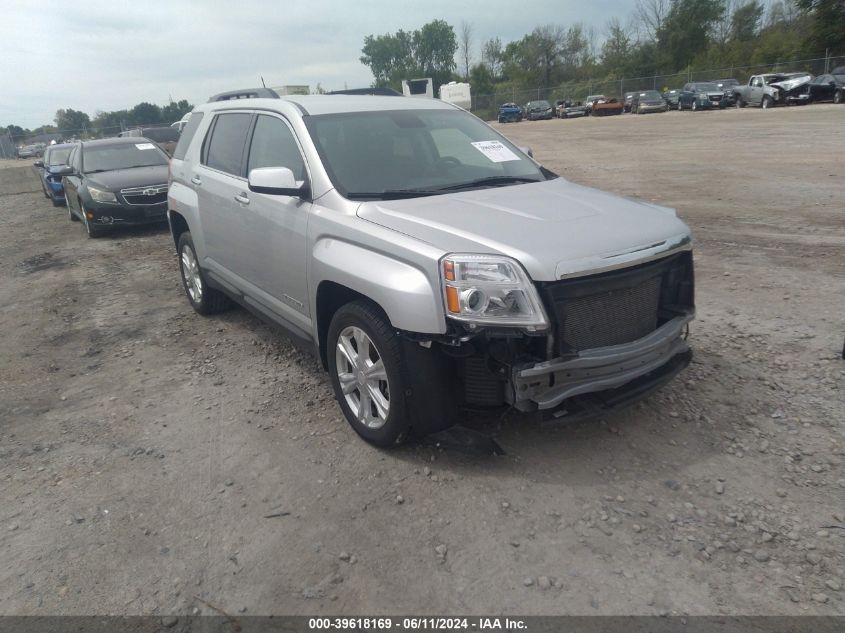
[[327, 300, 456, 447], [735, 96, 744, 108], [177, 231, 230, 315], [691, 101, 698, 111], [51, 195, 63, 207], [677, 101, 683, 111], [68, 202, 79, 221], [762, 95, 773, 109], [834, 90, 843, 104]]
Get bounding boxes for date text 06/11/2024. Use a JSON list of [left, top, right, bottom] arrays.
[[307, 617, 527, 630]]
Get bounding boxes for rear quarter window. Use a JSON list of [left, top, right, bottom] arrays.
[[171, 112, 204, 161], [202, 113, 252, 176]]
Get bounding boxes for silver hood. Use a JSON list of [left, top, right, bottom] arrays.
[[356, 178, 692, 281]]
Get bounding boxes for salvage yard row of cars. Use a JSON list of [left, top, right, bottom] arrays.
[[30, 86, 698, 448], [497, 66, 845, 121]]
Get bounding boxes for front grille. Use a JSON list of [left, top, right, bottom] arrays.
[[561, 275, 661, 350], [709, 95, 722, 103], [539, 251, 694, 354], [120, 183, 168, 206]]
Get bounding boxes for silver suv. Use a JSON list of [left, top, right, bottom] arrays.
[[167, 89, 695, 446]]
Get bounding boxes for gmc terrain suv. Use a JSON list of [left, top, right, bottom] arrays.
[[167, 89, 695, 446]]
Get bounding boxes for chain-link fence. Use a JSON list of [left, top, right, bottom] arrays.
[[471, 54, 845, 120], [4, 122, 177, 159]]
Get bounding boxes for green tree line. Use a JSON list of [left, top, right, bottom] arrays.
[[360, 0, 844, 99], [5, 99, 193, 143]]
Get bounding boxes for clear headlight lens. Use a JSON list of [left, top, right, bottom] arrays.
[[88, 186, 117, 203], [441, 254, 548, 331]]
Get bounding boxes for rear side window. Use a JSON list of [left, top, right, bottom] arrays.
[[172, 112, 204, 161], [203, 113, 251, 175], [246, 115, 306, 180]]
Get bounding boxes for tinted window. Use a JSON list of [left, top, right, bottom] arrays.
[[172, 112, 203, 160], [246, 115, 306, 180], [143, 127, 180, 143], [83, 142, 168, 172], [203, 113, 251, 175]]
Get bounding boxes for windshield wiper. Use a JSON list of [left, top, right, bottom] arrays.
[[436, 176, 542, 191], [345, 189, 443, 200]]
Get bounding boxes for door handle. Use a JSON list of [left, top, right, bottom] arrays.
[[234, 193, 250, 205], [190, 175, 202, 185]]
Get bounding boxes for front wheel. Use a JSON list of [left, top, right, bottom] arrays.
[[692, 101, 698, 111], [677, 101, 683, 111], [81, 202, 103, 238], [328, 301, 410, 446], [762, 96, 773, 109], [834, 91, 843, 104]]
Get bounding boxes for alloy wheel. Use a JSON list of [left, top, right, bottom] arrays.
[[335, 326, 390, 430], [180, 244, 203, 304]]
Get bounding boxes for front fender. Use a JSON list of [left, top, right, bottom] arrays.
[[167, 181, 204, 256], [311, 238, 446, 335]]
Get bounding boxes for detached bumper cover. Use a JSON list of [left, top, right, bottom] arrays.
[[512, 314, 693, 411]]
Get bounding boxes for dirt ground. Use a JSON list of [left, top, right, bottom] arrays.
[[1, 105, 843, 617]]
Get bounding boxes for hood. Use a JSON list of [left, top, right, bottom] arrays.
[[769, 74, 811, 92], [84, 164, 169, 191], [356, 178, 692, 281]]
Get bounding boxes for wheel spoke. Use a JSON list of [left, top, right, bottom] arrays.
[[354, 330, 370, 363], [357, 389, 371, 424], [337, 336, 358, 370], [366, 383, 389, 420], [365, 358, 386, 381], [338, 372, 357, 395]]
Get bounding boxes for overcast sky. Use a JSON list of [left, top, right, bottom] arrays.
[[2, 0, 632, 129]]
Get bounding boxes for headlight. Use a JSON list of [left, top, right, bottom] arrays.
[[697, 93, 708, 101], [441, 254, 549, 331], [87, 186, 117, 203]]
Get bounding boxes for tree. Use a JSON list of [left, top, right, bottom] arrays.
[[129, 102, 162, 127], [635, 0, 671, 41], [54, 108, 90, 134], [459, 21, 473, 80], [657, 0, 726, 69], [160, 100, 193, 123], [602, 18, 633, 71], [360, 20, 457, 91], [481, 37, 505, 78], [796, 0, 845, 53], [731, 0, 765, 41]]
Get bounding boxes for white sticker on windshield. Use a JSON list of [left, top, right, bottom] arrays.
[[471, 140, 520, 163], [135, 143, 156, 150]]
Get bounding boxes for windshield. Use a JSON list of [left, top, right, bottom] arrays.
[[47, 148, 72, 165], [694, 83, 720, 92], [305, 109, 548, 199], [83, 142, 168, 172], [640, 91, 662, 100], [527, 101, 550, 109]]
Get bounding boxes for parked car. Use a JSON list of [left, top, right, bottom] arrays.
[[732, 73, 812, 108], [166, 90, 695, 446], [712, 79, 740, 106], [525, 100, 554, 120], [553, 100, 568, 117], [17, 144, 42, 159], [678, 82, 725, 110], [623, 93, 636, 112], [120, 127, 181, 155], [662, 89, 681, 109], [497, 102, 523, 123], [560, 102, 588, 118], [808, 72, 845, 104], [630, 90, 668, 114], [591, 98, 624, 116], [33, 143, 75, 206], [584, 94, 606, 113], [57, 137, 170, 237]]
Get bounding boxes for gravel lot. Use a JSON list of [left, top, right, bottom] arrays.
[[1, 105, 843, 617]]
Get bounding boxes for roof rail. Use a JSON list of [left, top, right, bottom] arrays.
[[208, 88, 280, 102], [327, 87, 402, 96]]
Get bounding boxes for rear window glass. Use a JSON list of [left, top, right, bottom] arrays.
[[203, 113, 251, 176], [171, 112, 203, 161], [143, 128, 180, 143]]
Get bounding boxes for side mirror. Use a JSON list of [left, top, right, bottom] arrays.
[[53, 165, 74, 176], [518, 146, 534, 158], [248, 167, 309, 198], [33, 160, 44, 168]]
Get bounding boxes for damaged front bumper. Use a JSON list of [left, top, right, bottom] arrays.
[[510, 314, 693, 413]]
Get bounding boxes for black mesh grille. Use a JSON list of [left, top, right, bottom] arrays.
[[540, 251, 694, 355], [561, 274, 661, 350]]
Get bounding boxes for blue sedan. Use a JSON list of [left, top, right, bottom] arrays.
[[34, 143, 75, 206]]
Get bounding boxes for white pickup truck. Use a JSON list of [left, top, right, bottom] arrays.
[[733, 73, 812, 109]]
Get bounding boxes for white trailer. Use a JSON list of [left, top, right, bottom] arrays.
[[439, 82, 472, 110]]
